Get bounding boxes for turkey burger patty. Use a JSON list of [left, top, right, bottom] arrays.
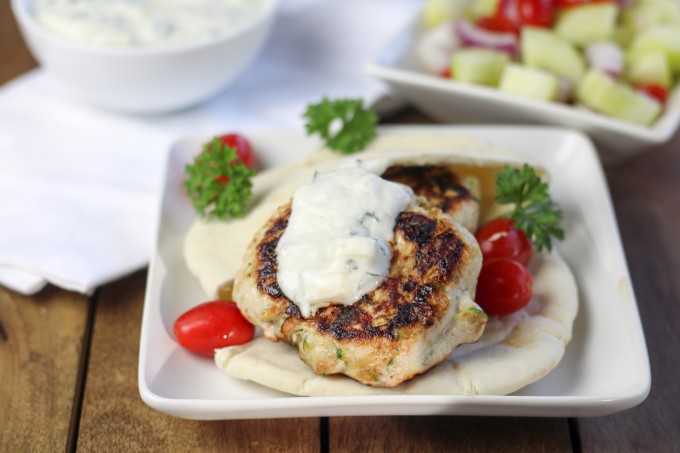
[[233, 164, 486, 387]]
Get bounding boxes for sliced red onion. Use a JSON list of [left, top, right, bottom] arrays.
[[455, 20, 518, 55], [416, 22, 459, 74], [585, 41, 624, 78]]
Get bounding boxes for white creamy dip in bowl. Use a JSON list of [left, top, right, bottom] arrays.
[[11, 0, 279, 113]]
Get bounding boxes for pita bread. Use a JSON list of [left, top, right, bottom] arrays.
[[183, 130, 578, 396], [214, 249, 577, 396]]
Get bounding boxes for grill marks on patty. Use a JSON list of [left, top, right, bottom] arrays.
[[255, 206, 290, 301], [254, 204, 468, 342], [382, 165, 475, 215], [307, 277, 438, 342], [395, 212, 468, 283]]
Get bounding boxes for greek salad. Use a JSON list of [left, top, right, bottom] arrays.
[[416, 0, 680, 126]]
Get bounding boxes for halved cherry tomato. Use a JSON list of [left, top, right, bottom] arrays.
[[476, 15, 519, 34], [475, 218, 533, 265], [517, 0, 554, 27], [173, 300, 254, 357], [636, 84, 669, 104], [217, 133, 255, 169], [440, 67, 452, 79], [476, 0, 521, 33], [475, 258, 533, 316]]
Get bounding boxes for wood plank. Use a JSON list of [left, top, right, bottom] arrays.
[[0, 0, 37, 83], [76, 270, 320, 452], [0, 286, 89, 451], [0, 7, 85, 451], [575, 136, 680, 451], [329, 416, 572, 452]]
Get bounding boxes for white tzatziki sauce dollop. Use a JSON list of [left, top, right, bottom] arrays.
[[276, 165, 415, 318], [32, 0, 267, 47]]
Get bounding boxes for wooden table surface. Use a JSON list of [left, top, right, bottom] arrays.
[[1, 3, 679, 451]]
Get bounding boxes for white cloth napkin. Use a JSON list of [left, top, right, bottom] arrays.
[[0, 0, 420, 295]]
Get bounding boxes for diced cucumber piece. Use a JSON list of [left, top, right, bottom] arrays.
[[621, 0, 680, 34], [625, 52, 673, 88], [521, 27, 586, 85], [451, 48, 509, 87], [575, 70, 662, 126], [499, 64, 560, 101], [610, 26, 634, 48], [628, 25, 680, 73], [554, 3, 620, 47], [422, 0, 469, 28]]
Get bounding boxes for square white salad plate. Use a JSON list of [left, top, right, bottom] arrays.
[[139, 126, 650, 420], [364, 15, 680, 162]]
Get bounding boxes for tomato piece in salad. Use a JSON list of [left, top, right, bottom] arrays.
[[636, 84, 669, 104], [476, 15, 519, 34], [517, 0, 554, 27]]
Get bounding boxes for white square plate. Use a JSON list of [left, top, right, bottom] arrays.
[[364, 16, 680, 162], [139, 126, 650, 420]]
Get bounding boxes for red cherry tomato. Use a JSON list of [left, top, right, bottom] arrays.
[[636, 84, 669, 104], [517, 0, 554, 27], [476, 0, 521, 33], [476, 15, 519, 34], [218, 133, 255, 168], [475, 218, 533, 265], [475, 258, 533, 316], [440, 67, 452, 79], [173, 300, 254, 357]]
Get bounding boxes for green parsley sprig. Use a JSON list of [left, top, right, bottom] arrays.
[[303, 97, 378, 154], [184, 138, 256, 220], [495, 164, 564, 252]]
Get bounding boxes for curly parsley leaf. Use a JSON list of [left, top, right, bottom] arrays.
[[184, 138, 256, 220], [495, 164, 564, 252], [303, 97, 378, 154]]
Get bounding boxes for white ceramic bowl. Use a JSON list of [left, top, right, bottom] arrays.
[[11, 0, 279, 113], [365, 16, 680, 162]]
